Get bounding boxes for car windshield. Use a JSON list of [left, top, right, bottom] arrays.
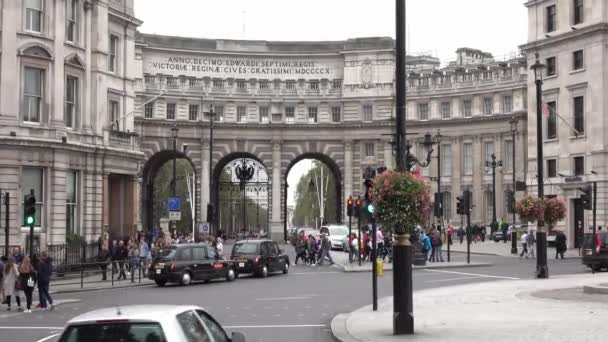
[[232, 243, 259, 255], [329, 227, 348, 236], [58, 322, 167, 342], [156, 247, 177, 260]]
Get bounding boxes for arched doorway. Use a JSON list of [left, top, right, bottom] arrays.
[[141, 151, 197, 236], [284, 153, 342, 240], [212, 153, 269, 238]]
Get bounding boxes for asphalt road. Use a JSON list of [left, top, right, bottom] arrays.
[[0, 251, 589, 342]]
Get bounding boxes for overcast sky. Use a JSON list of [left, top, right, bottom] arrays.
[[134, 0, 528, 207]]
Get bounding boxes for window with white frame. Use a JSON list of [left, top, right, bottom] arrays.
[[215, 105, 224, 122], [188, 78, 198, 88], [418, 103, 429, 120], [546, 5, 557, 32], [573, 155, 585, 176], [285, 107, 295, 123], [22, 167, 44, 227], [441, 102, 451, 119], [65, 76, 78, 129], [573, 96, 585, 135], [365, 143, 375, 158], [309, 81, 319, 90], [237, 106, 247, 123], [144, 74, 155, 84], [286, 81, 296, 90], [484, 141, 494, 166], [463, 143, 473, 175], [109, 99, 119, 129], [573, 50, 584, 70], [483, 97, 493, 115], [484, 190, 494, 223], [259, 80, 270, 90], [463, 100, 472, 117], [332, 80, 342, 90], [212, 79, 224, 89], [144, 102, 154, 119], [546, 101, 557, 139], [259, 106, 269, 123], [441, 144, 452, 176], [504, 140, 513, 172], [167, 77, 177, 87], [109, 35, 118, 73], [66, 0, 78, 42], [442, 192, 451, 219], [331, 106, 341, 123], [503, 95, 512, 113], [25, 0, 43, 33], [66, 170, 78, 236], [308, 107, 318, 123], [23, 67, 44, 123], [188, 104, 198, 121], [573, 0, 584, 25], [166, 103, 176, 120], [363, 105, 373, 121], [236, 80, 246, 90]]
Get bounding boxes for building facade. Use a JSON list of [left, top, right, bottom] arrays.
[[0, 0, 142, 249], [521, 0, 606, 247]]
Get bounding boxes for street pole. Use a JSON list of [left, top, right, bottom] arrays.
[[466, 209, 471, 264], [491, 154, 497, 231], [172, 126, 177, 197], [371, 215, 378, 311], [208, 107, 215, 233], [510, 117, 518, 254], [3, 192, 8, 257], [357, 207, 362, 266], [593, 180, 597, 254], [436, 130, 447, 261]]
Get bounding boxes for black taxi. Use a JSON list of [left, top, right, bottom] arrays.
[[148, 243, 237, 286], [230, 239, 290, 278]]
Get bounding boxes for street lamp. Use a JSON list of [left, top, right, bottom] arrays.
[[531, 52, 548, 278], [405, 133, 434, 171], [170, 124, 179, 197], [509, 117, 519, 254], [204, 105, 216, 231], [485, 153, 502, 233]]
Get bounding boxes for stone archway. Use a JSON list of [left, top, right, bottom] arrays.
[[141, 150, 198, 232]]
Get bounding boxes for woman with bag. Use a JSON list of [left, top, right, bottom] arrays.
[[19, 257, 37, 313], [3, 256, 21, 311]]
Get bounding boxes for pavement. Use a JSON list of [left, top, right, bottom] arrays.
[[448, 239, 581, 258], [331, 272, 608, 342]]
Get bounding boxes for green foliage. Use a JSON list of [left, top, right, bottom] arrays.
[[153, 158, 194, 233], [293, 162, 337, 228]]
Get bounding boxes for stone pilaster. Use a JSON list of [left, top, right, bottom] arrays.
[[270, 141, 282, 240]]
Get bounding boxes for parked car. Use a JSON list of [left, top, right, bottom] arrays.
[[56, 305, 245, 342], [148, 243, 236, 287], [320, 224, 349, 250], [582, 232, 608, 271], [230, 239, 290, 278]]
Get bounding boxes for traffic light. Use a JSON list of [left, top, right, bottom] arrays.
[[463, 189, 472, 214], [206, 204, 214, 222], [506, 190, 515, 213], [354, 197, 362, 218], [580, 185, 592, 210], [24, 190, 36, 226], [433, 192, 442, 218], [456, 195, 464, 215], [347, 196, 354, 217]]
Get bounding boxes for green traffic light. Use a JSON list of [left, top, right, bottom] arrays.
[[367, 203, 375, 214], [25, 216, 35, 225]]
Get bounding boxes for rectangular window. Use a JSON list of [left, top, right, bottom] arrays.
[[66, 0, 78, 42], [109, 35, 118, 73], [546, 101, 557, 139], [484, 142, 494, 165], [573, 0, 584, 25], [237, 106, 247, 123], [573, 156, 584, 176], [271, 113, 282, 123], [259, 80, 269, 90], [504, 140, 513, 172], [166, 103, 176, 120], [259, 107, 269, 123], [285, 107, 295, 123], [23, 67, 43, 123], [166, 77, 177, 87], [441, 144, 452, 176], [363, 105, 373, 121], [144, 102, 154, 119], [309, 81, 319, 90], [332, 80, 342, 90], [546, 5, 557, 32], [573, 96, 585, 135], [215, 105, 224, 122], [441, 102, 451, 119], [365, 143, 375, 158], [442, 192, 451, 219], [503, 95, 512, 113], [484, 190, 494, 223], [65, 76, 78, 128], [109, 100, 119, 129], [212, 79, 224, 89], [573, 50, 584, 70], [308, 107, 318, 123], [66, 170, 78, 236], [546, 57, 557, 76], [22, 167, 43, 227], [483, 97, 493, 115], [25, 0, 43, 33], [188, 104, 198, 121], [286, 81, 296, 90], [331, 106, 341, 123], [144, 74, 155, 84], [547, 159, 557, 178], [418, 103, 429, 120], [463, 143, 473, 175], [463, 100, 472, 117], [236, 80, 246, 90], [188, 78, 198, 88]]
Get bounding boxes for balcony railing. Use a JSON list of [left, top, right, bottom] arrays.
[[107, 129, 139, 150]]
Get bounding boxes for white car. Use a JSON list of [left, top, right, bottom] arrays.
[[320, 224, 350, 250], [55, 305, 245, 342]]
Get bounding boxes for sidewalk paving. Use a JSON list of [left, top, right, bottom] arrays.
[[448, 240, 581, 258], [331, 273, 608, 342]]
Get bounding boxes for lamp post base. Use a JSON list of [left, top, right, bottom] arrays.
[[393, 235, 414, 335], [536, 231, 549, 279], [511, 231, 518, 254]]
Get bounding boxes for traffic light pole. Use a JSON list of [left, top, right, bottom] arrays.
[[357, 213, 362, 266], [371, 216, 378, 311], [466, 209, 471, 264], [592, 181, 597, 256], [3, 192, 8, 257]]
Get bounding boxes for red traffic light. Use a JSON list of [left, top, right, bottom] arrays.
[[355, 198, 362, 207], [347, 198, 353, 206]]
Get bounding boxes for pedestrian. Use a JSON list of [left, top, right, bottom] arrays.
[[3, 256, 21, 311], [480, 225, 487, 242], [110, 240, 119, 279], [116, 240, 128, 280], [349, 233, 359, 263], [458, 227, 465, 244], [0, 256, 5, 304], [215, 236, 224, 259], [317, 234, 334, 266], [18, 256, 36, 313], [128, 241, 139, 283], [555, 230, 567, 259], [97, 247, 110, 281], [37, 251, 54, 311], [526, 231, 536, 259], [138, 237, 150, 276], [376, 229, 385, 259], [434, 230, 444, 262], [309, 235, 318, 265], [420, 232, 431, 260], [12, 247, 24, 265], [519, 231, 529, 258]]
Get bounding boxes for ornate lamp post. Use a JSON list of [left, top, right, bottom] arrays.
[[485, 153, 502, 232], [531, 52, 548, 278], [235, 158, 254, 232], [509, 117, 518, 254]]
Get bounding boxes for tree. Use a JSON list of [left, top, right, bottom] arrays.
[[216, 169, 269, 233], [153, 158, 194, 233], [293, 161, 337, 228]]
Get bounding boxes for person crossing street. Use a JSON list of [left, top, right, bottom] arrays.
[[317, 233, 334, 266]]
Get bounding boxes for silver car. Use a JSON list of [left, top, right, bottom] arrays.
[[320, 224, 349, 250], [56, 305, 245, 342]]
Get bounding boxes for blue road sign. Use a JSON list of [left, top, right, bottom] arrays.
[[168, 197, 181, 211]]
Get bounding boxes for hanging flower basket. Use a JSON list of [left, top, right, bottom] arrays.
[[371, 170, 432, 233], [544, 197, 567, 230], [515, 195, 544, 223]]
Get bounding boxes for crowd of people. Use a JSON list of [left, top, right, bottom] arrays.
[[1, 247, 54, 312], [292, 231, 335, 266]]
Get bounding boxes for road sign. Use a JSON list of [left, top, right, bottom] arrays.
[[169, 211, 181, 221], [168, 197, 181, 211], [199, 222, 210, 234]]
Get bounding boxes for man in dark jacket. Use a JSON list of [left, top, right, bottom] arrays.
[[37, 251, 54, 310], [116, 240, 128, 280], [555, 231, 567, 259], [97, 248, 111, 281]]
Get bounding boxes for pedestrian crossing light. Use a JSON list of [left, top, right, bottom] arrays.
[[24, 190, 36, 226]]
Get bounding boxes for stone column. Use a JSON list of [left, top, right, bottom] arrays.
[[201, 142, 210, 223], [344, 140, 353, 219], [472, 136, 483, 224], [270, 141, 282, 241]]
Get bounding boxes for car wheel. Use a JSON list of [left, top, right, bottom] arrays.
[[259, 265, 268, 278], [592, 265, 602, 272], [282, 262, 289, 274], [180, 271, 192, 286], [226, 268, 236, 282], [155, 279, 167, 287]]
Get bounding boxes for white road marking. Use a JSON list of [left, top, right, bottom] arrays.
[[423, 269, 520, 280], [0, 327, 63, 330], [424, 276, 485, 283], [224, 324, 326, 329], [292, 271, 341, 275], [255, 296, 312, 301], [36, 333, 60, 342]]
